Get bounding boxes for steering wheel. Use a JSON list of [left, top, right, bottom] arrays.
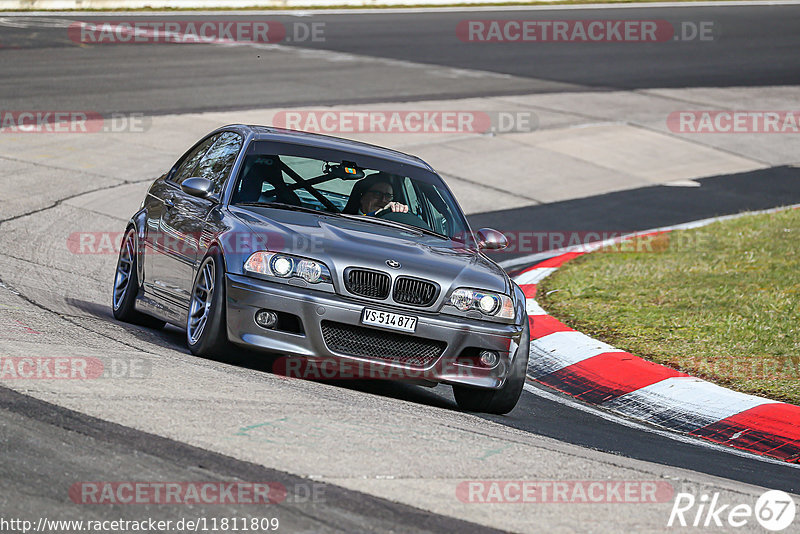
[[377, 209, 433, 231]]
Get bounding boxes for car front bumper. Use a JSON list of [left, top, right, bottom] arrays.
[[225, 273, 526, 389]]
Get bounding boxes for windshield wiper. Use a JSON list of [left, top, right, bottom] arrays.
[[234, 202, 343, 217], [339, 213, 450, 240]]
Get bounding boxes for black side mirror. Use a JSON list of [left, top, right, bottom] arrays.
[[476, 228, 509, 250], [181, 177, 215, 199]]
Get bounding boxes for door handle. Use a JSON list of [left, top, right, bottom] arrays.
[[164, 198, 175, 209]]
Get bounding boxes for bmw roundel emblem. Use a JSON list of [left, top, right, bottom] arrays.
[[386, 259, 401, 269]]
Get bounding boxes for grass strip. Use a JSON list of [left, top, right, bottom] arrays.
[[538, 208, 800, 405]]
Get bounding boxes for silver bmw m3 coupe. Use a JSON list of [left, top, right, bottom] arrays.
[[112, 125, 530, 414]]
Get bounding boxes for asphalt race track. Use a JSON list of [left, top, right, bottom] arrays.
[[1, 4, 799, 533], [3, 5, 800, 114]]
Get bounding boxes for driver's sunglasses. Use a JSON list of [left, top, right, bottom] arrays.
[[367, 190, 394, 201]]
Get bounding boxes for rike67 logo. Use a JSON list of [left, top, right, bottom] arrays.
[[668, 490, 796, 531]]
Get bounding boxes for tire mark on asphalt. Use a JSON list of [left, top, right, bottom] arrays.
[[0, 271, 161, 357], [0, 174, 163, 355], [0, 178, 142, 227]]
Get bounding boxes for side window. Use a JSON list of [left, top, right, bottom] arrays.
[[419, 184, 449, 236], [401, 177, 423, 217], [170, 135, 220, 185], [193, 132, 243, 197]]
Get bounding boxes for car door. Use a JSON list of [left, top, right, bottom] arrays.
[[144, 134, 219, 303], [158, 132, 244, 304]]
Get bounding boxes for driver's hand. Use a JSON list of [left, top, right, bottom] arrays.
[[383, 202, 409, 213]]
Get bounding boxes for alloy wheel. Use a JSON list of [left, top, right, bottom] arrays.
[[188, 258, 215, 345], [113, 230, 135, 310]]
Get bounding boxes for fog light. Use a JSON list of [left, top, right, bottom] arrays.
[[479, 350, 499, 367], [255, 309, 278, 329]]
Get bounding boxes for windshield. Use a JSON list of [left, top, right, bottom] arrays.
[[230, 151, 471, 241]]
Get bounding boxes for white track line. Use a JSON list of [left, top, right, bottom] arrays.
[[529, 330, 623, 377], [604, 377, 779, 430], [515, 267, 558, 286], [525, 300, 547, 316], [522, 382, 800, 469], [517, 204, 800, 467]]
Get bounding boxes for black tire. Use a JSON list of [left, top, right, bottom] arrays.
[[112, 227, 166, 329], [453, 318, 530, 415], [186, 248, 233, 359]]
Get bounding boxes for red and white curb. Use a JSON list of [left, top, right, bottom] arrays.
[[510, 205, 800, 464]]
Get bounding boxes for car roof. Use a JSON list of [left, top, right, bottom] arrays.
[[215, 124, 434, 172]]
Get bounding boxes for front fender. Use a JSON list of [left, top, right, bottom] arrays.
[[202, 209, 257, 276], [127, 210, 148, 285]]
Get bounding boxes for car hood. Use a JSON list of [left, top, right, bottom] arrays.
[[229, 206, 510, 299]]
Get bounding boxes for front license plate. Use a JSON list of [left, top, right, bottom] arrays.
[[361, 308, 418, 333]]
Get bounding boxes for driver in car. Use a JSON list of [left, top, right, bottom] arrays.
[[347, 173, 409, 216]]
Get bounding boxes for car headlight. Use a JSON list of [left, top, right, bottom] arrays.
[[449, 288, 514, 319], [297, 259, 323, 283], [244, 251, 332, 284], [271, 255, 294, 277]]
